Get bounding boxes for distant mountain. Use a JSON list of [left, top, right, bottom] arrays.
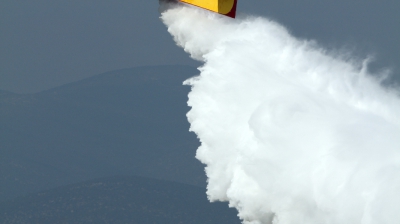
[[0, 176, 240, 224], [0, 90, 19, 98], [0, 65, 205, 201]]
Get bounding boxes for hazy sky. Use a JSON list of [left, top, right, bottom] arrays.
[[1, 0, 399, 93]]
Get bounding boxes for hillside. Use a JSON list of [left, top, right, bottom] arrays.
[[0, 176, 240, 223], [0, 65, 205, 201]]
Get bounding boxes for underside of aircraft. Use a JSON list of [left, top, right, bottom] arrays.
[[166, 0, 237, 18]]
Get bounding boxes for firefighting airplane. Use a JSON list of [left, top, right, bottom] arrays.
[[177, 0, 237, 18]]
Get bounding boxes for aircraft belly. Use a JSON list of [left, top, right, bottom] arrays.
[[180, 0, 236, 17], [181, 0, 218, 12]]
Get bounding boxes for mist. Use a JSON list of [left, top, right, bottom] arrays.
[[161, 3, 400, 224]]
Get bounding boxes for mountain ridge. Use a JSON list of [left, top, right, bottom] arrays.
[[1, 65, 204, 201]]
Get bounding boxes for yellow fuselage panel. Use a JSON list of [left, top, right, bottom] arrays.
[[180, 0, 235, 15]]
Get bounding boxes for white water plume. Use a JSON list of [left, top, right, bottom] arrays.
[[161, 3, 400, 224]]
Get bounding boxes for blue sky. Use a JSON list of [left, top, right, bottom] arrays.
[[1, 0, 399, 93]]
